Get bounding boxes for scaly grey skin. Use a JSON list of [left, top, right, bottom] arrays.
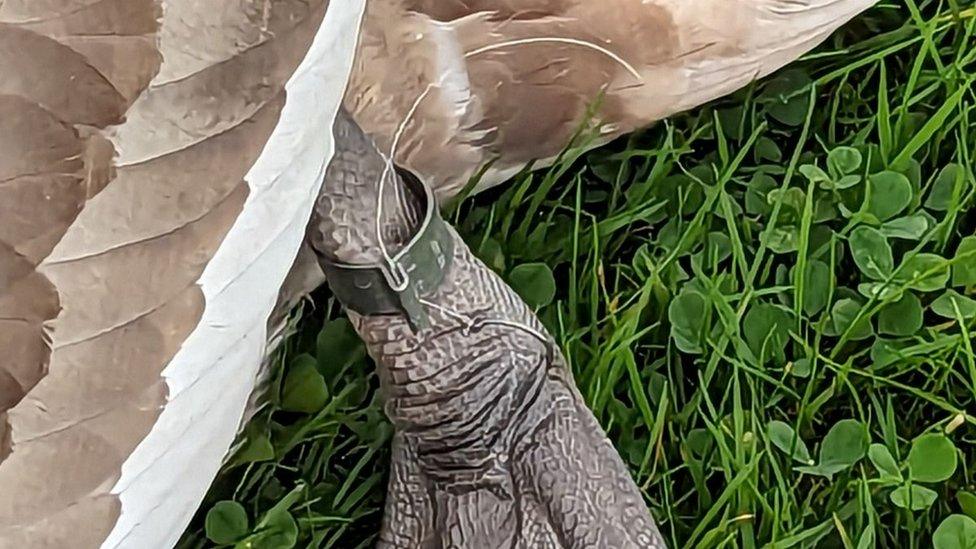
[[307, 110, 666, 548]]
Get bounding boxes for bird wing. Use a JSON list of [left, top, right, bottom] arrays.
[[347, 0, 876, 196], [0, 2, 366, 547]]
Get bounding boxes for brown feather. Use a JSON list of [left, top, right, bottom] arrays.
[[0, 244, 59, 413], [347, 0, 875, 196], [0, 1, 160, 542], [0, 0, 337, 545], [0, 25, 128, 126]]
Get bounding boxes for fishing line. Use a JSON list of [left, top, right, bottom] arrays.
[[416, 297, 551, 347], [370, 84, 555, 346], [375, 82, 436, 280], [370, 32, 642, 343], [465, 37, 643, 83]]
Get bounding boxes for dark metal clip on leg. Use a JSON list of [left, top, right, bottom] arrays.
[[317, 169, 454, 331]]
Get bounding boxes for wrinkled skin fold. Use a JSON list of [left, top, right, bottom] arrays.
[[308, 110, 666, 547]]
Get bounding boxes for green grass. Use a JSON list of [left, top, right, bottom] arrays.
[[180, 2, 976, 547]]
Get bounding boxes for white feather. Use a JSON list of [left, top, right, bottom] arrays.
[[100, 3, 368, 547]]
